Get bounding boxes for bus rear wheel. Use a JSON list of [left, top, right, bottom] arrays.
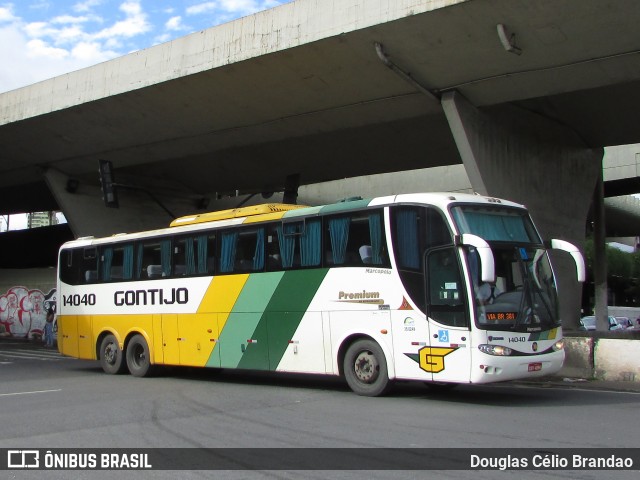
[[343, 339, 390, 396], [99, 334, 126, 374], [126, 334, 153, 377]]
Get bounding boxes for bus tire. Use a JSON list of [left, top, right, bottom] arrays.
[[99, 334, 126, 375], [343, 339, 391, 396], [126, 334, 153, 377]]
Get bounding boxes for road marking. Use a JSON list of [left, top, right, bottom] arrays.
[[0, 349, 63, 361], [14, 348, 61, 354], [0, 389, 62, 397]]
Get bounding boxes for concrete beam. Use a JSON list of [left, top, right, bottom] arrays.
[[441, 90, 603, 328], [44, 169, 198, 237]]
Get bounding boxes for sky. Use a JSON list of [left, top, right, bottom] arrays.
[[0, 0, 290, 94], [0, 1, 289, 231]]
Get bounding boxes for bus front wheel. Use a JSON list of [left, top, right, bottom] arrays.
[[343, 339, 391, 396], [99, 334, 126, 374], [126, 334, 153, 377]]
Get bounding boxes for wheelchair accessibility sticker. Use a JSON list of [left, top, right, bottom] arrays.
[[438, 330, 449, 343]]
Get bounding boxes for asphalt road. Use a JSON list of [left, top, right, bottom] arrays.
[[1, 340, 639, 480]]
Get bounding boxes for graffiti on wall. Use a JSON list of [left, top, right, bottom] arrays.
[[0, 286, 57, 340]]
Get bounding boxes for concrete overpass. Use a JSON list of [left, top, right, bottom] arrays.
[[2, 0, 640, 326], [603, 144, 640, 238]]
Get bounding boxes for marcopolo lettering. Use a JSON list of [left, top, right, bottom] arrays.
[[114, 288, 189, 306]]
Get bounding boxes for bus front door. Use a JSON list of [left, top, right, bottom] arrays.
[[424, 247, 472, 384]]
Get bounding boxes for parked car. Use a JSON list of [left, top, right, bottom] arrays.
[[615, 316, 634, 329], [578, 315, 623, 331]]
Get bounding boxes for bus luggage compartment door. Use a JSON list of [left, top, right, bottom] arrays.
[[220, 312, 269, 371], [58, 315, 79, 358]]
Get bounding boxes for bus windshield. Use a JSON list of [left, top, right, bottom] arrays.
[[451, 205, 541, 244], [452, 205, 558, 331], [469, 245, 559, 331]]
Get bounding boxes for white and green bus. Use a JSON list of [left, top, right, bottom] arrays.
[[57, 193, 584, 396]]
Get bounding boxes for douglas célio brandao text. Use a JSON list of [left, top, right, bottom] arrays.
[[470, 453, 634, 470]]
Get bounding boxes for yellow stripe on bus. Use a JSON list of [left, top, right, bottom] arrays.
[[197, 274, 249, 325]]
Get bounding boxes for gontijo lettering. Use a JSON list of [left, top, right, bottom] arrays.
[[114, 288, 188, 306]]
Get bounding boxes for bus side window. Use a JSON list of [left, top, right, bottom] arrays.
[[324, 210, 389, 268], [136, 240, 170, 279], [363, 211, 387, 266], [299, 219, 321, 267], [100, 243, 133, 281], [57, 247, 98, 285], [173, 240, 187, 276], [266, 224, 281, 270], [60, 248, 85, 285], [219, 231, 238, 273], [390, 206, 425, 311], [235, 227, 265, 273], [277, 221, 301, 269], [218, 228, 265, 274], [267, 219, 321, 271], [343, 214, 368, 266], [83, 247, 98, 284], [425, 208, 453, 248], [325, 216, 350, 266], [201, 234, 216, 275], [175, 234, 216, 276]]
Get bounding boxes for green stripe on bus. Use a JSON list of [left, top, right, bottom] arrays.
[[266, 269, 329, 369], [282, 206, 323, 218], [231, 272, 285, 313], [213, 272, 284, 368], [237, 269, 329, 371], [318, 198, 371, 215]]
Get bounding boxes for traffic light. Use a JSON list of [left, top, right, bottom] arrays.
[[98, 159, 119, 208]]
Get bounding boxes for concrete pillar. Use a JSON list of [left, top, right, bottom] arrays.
[[442, 91, 602, 329], [44, 169, 196, 238], [592, 169, 609, 331]]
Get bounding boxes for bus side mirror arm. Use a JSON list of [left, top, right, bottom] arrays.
[[550, 239, 586, 283], [455, 234, 495, 283]]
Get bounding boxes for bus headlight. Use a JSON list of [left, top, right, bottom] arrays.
[[478, 344, 513, 356], [552, 339, 564, 351]]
